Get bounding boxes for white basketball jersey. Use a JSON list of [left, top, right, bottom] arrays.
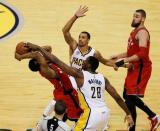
[[80, 71, 108, 108], [71, 47, 95, 70], [38, 116, 71, 131]]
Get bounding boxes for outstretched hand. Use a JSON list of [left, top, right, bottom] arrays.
[[124, 114, 134, 128], [75, 5, 88, 18]]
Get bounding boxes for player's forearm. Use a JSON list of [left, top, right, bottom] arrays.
[[38, 47, 55, 62], [124, 54, 139, 63], [107, 84, 131, 115], [105, 60, 115, 67], [117, 52, 128, 59], [15, 52, 36, 60], [115, 96, 131, 115], [41, 45, 52, 53], [125, 47, 148, 62], [62, 15, 78, 34], [38, 47, 80, 77]]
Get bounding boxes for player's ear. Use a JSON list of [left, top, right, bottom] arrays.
[[142, 17, 145, 22]]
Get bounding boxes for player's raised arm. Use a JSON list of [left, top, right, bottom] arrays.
[[62, 6, 88, 51]]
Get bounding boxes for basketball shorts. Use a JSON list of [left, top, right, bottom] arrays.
[[74, 107, 110, 131], [125, 66, 151, 96]]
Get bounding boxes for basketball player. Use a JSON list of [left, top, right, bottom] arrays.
[[111, 9, 160, 131], [62, 6, 132, 129], [25, 43, 134, 130], [62, 6, 118, 70], [37, 100, 71, 131], [15, 48, 83, 122]]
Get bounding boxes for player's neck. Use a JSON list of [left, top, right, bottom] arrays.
[[87, 69, 96, 74], [54, 114, 63, 120], [78, 45, 90, 55], [135, 24, 145, 30]]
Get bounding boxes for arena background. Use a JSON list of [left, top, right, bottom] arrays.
[[0, 0, 159, 130]]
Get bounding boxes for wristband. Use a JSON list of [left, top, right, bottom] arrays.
[[115, 60, 124, 67]]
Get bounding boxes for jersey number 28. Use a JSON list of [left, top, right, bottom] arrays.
[[91, 87, 101, 98]]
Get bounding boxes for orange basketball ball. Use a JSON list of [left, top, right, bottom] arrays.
[[16, 42, 29, 55]]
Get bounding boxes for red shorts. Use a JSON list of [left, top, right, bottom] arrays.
[[49, 64, 83, 119], [125, 66, 151, 96], [54, 93, 83, 119]]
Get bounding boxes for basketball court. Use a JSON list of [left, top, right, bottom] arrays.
[[0, 0, 159, 130]]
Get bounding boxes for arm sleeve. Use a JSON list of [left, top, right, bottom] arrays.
[[136, 47, 148, 59]]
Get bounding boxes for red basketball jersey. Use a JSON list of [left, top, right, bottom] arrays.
[[125, 27, 152, 96], [40, 64, 83, 119]]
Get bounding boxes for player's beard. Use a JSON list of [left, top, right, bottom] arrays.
[[131, 21, 141, 28]]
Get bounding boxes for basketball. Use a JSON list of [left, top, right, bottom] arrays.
[[16, 42, 29, 55]]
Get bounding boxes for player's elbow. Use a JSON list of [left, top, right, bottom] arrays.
[[62, 27, 67, 34]]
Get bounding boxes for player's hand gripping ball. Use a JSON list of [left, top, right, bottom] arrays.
[[16, 42, 30, 55]]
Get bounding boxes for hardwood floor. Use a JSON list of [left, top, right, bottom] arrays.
[[0, 0, 159, 130]]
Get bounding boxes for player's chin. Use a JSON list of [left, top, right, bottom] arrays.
[[78, 43, 86, 47]]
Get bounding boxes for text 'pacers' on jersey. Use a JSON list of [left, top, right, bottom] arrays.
[[71, 47, 95, 70]]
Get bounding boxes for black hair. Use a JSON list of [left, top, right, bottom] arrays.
[[28, 59, 40, 72], [136, 9, 146, 18], [55, 100, 66, 115], [88, 56, 99, 71], [81, 31, 91, 39]]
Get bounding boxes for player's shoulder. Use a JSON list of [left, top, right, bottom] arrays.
[[88, 46, 95, 51], [58, 120, 71, 131], [137, 27, 149, 35], [93, 49, 102, 59], [138, 28, 149, 33], [137, 28, 150, 39]]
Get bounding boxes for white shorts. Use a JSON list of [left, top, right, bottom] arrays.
[[75, 107, 110, 131]]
